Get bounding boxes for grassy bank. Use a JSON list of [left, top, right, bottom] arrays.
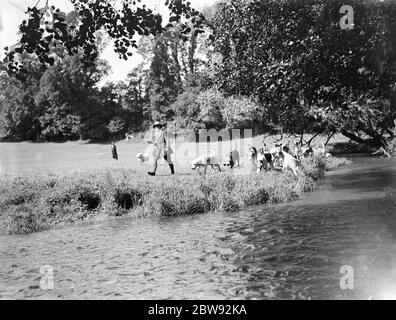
[[0, 155, 351, 235]]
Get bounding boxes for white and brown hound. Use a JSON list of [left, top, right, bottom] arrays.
[[257, 148, 276, 172], [278, 142, 304, 176], [191, 155, 222, 175]]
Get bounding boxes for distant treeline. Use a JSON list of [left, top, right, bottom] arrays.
[[1, 0, 395, 150]]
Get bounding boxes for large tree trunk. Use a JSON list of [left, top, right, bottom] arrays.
[[188, 30, 197, 76], [341, 129, 387, 148], [341, 129, 367, 145]]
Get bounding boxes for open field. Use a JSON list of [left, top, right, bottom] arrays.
[[0, 133, 349, 177]]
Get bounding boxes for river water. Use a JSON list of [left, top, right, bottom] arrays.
[[1, 156, 396, 300]]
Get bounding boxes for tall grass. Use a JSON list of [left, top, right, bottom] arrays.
[[0, 156, 350, 235]]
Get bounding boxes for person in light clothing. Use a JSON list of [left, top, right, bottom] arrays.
[[146, 121, 174, 176]]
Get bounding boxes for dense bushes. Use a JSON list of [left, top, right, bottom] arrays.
[[171, 88, 263, 133], [138, 180, 211, 217], [172, 88, 204, 133], [302, 154, 352, 180], [113, 188, 143, 211], [3, 206, 41, 235], [302, 155, 327, 180]]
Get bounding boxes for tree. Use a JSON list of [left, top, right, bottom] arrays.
[[4, 0, 207, 82], [221, 95, 263, 130], [145, 36, 180, 122], [0, 59, 43, 141], [172, 87, 203, 133], [105, 65, 150, 133], [212, 0, 396, 148], [107, 117, 126, 139], [123, 66, 149, 132], [34, 52, 110, 140], [0, 41, 113, 142], [196, 88, 225, 130], [171, 87, 264, 133]]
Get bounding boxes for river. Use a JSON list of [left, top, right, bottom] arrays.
[[1, 156, 395, 300]]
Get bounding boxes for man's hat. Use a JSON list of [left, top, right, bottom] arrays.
[[153, 121, 163, 128]]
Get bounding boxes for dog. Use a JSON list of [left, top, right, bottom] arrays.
[[294, 141, 303, 159], [248, 146, 274, 173], [270, 143, 283, 167], [256, 148, 269, 173], [307, 142, 332, 159], [125, 133, 134, 141], [191, 155, 221, 175], [301, 145, 332, 159], [136, 153, 150, 165], [270, 143, 281, 155], [262, 144, 275, 170], [224, 150, 240, 169], [257, 148, 276, 172], [278, 142, 304, 176], [247, 146, 258, 162], [319, 142, 332, 159], [302, 146, 314, 158], [247, 146, 258, 171]]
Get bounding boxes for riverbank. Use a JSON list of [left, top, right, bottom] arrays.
[[0, 155, 351, 235]]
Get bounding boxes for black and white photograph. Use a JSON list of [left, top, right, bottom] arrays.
[[0, 0, 396, 305]]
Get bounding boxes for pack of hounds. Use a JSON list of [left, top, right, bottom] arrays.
[[137, 140, 332, 176], [247, 141, 332, 176]]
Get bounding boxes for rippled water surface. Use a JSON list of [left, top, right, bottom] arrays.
[[1, 157, 396, 300]]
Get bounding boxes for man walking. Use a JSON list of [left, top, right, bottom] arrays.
[[147, 121, 175, 176]]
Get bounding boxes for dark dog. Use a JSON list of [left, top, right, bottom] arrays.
[[257, 148, 275, 172], [302, 146, 314, 157], [224, 150, 240, 169], [263, 151, 274, 170]]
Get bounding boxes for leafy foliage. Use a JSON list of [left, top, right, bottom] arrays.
[[196, 87, 225, 130], [107, 117, 126, 138], [172, 87, 203, 133], [221, 95, 263, 129], [0, 50, 146, 141], [212, 0, 396, 146], [4, 0, 207, 81], [145, 36, 181, 122], [2, 0, 396, 150], [171, 87, 263, 132]]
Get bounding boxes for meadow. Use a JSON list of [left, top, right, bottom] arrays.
[[0, 134, 351, 235], [0, 133, 349, 177]]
